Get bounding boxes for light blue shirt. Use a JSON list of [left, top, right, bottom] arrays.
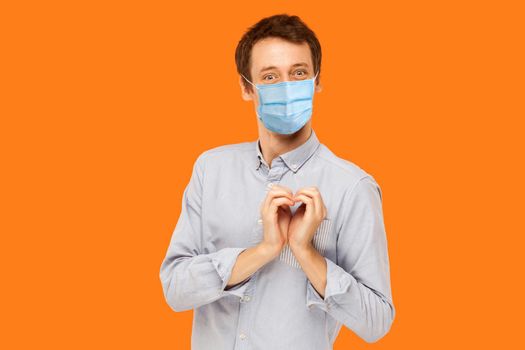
[[159, 129, 395, 349]]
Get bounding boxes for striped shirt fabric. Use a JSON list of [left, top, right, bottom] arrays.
[[159, 128, 396, 349]]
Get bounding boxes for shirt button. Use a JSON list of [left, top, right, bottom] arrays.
[[241, 295, 251, 302], [239, 333, 247, 340], [257, 218, 263, 225], [267, 182, 274, 189]]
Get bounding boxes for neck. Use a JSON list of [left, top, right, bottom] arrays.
[[258, 123, 312, 169]]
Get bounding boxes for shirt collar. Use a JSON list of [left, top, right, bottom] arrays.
[[255, 129, 320, 173]]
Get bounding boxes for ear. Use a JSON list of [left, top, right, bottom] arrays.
[[239, 76, 254, 101], [314, 80, 322, 93]]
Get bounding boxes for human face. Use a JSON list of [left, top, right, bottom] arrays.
[[240, 36, 322, 103]]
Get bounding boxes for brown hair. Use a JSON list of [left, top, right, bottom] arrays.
[[235, 14, 322, 93]]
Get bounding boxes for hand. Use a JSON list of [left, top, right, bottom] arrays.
[[259, 183, 294, 257], [288, 187, 327, 252]]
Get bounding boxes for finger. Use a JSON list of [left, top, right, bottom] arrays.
[[294, 188, 320, 217], [268, 196, 295, 215], [264, 189, 294, 212], [263, 187, 294, 211], [278, 204, 292, 217], [293, 194, 314, 217], [270, 183, 294, 194], [294, 187, 325, 218], [266, 184, 293, 204]]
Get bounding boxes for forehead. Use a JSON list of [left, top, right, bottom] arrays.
[[250, 37, 313, 74]]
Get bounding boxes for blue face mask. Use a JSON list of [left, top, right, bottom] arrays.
[[241, 71, 319, 135]]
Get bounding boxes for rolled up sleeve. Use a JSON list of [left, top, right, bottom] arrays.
[[159, 152, 251, 312], [305, 176, 396, 343]]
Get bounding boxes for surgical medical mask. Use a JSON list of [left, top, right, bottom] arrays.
[[241, 71, 319, 135]]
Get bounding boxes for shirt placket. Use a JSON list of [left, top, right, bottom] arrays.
[[234, 159, 287, 350]]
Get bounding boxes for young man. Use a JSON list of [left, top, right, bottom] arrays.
[[160, 14, 395, 350]]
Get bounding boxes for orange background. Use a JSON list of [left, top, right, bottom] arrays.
[[1, 0, 524, 349]]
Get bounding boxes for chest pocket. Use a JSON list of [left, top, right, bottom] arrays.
[[279, 218, 333, 269]]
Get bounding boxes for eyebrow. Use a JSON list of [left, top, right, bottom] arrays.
[[259, 62, 310, 74]]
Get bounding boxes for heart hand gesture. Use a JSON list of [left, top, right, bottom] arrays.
[[259, 184, 327, 257]]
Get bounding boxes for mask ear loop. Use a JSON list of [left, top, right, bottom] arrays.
[[240, 74, 258, 90], [240, 74, 264, 121], [312, 71, 319, 93]]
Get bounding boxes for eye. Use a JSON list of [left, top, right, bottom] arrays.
[[294, 70, 308, 78], [263, 74, 278, 82]]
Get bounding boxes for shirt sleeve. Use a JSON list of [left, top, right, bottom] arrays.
[[305, 176, 396, 343], [159, 152, 252, 312]]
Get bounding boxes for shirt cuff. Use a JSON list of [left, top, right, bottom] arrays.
[[306, 257, 354, 311], [210, 247, 252, 298]]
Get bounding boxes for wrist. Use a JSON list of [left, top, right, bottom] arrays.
[[289, 241, 314, 256], [257, 242, 282, 260]]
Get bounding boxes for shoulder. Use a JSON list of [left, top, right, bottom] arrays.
[[195, 140, 255, 169], [315, 145, 384, 227], [315, 143, 380, 190]]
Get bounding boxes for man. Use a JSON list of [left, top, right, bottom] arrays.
[[159, 14, 395, 350]]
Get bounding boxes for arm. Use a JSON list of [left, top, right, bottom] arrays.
[[299, 176, 396, 343], [159, 153, 268, 312], [227, 243, 280, 288]]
